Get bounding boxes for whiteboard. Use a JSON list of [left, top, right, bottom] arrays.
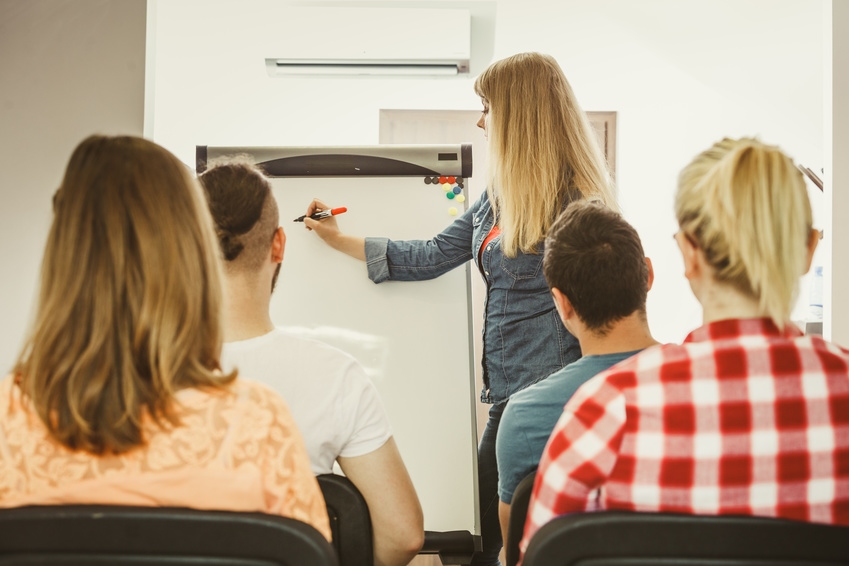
[[199, 145, 479, 544]]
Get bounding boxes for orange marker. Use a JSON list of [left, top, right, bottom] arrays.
[[293, 207, 347, 222]]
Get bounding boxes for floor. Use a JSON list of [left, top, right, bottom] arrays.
[[410, 556, 442, 566]]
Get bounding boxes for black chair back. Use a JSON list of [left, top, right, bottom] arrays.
[[523, 510, 849, 566], [505, 470, 536, 566], [0, 505, 338, 565], [317, 473, 373, 566]]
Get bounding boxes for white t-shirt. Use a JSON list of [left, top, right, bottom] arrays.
[[220, 328, 393, 475]]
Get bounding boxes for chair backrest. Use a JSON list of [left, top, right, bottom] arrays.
[[505, 470, 537, 566], [0, 505, 338, 565], [317, 473, 374, 566], [523, 510, 849, 566]]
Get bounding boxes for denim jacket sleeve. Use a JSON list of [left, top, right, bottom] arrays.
[[364, 195, 483, 283]]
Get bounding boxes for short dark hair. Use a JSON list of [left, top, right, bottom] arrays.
[[198, 157, 278, 272], [543, 200, 648, 335]]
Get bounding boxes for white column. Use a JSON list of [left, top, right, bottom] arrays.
[[824, 0, 849, 346]]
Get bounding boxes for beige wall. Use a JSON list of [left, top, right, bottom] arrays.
[[0, 0, 147, 372]]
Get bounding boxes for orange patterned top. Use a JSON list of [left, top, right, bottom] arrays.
[[0, 375, 331, 541]]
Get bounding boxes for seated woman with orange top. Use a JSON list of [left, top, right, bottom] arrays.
[[0, 134, 330, 541]]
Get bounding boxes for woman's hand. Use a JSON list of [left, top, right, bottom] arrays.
[[302, 198, 366, 261], [302, 198, 341, 243]]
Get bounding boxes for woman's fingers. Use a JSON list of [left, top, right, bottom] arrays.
[[306, 198, 329, 216]]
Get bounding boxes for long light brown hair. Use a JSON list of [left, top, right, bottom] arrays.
[[474, 52, 617, 257], [675, 137, 814, 328], [14, 135, 235, 455]]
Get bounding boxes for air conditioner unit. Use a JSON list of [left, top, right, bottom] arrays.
[[265, 7, 471, 77]]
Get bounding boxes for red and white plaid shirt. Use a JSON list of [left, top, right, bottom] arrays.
[[521, 318, 849, 556]]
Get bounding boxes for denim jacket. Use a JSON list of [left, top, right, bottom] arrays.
[[364, 191, 581, 404]]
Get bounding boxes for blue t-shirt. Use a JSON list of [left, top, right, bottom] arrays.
[[495, 350, 643, 503]]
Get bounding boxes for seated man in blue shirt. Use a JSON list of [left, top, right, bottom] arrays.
[[496, 200, 660, 543]]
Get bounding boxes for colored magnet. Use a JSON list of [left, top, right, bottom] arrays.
[[424, 177, 433, 184], [452, 186, 462, 194], [439, 176, 448, 184], [448, 176, 456, 184], [446, 192, 455, 199], [442, 183, 452, 191], [456, 194, 466, 203], [448, 207, 458, 216]]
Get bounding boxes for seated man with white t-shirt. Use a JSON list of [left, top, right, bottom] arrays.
[[199, 159, 424, 566]]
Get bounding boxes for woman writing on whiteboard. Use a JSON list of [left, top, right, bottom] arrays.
[[305, 51, 617, 565]]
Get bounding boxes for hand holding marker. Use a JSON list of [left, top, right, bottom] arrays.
[[294, 207, 347, 222]]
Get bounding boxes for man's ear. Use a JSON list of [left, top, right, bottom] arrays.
[[645, 257, 655, 291], [271, 226, 285, 263], [550, 287, 575, 325]]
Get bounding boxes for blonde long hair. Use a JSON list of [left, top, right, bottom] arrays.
[[474, 52, 616, 257], [14, 135, 235, 455], [675, 137, 813, 328]]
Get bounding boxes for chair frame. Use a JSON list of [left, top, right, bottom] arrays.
[[0, 504, 338, 565], [523, 510, 849, 566], [505, 470, 537, 566], [317, 473, 373, 566]]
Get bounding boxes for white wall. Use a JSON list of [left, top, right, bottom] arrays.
[[151, 0, 825, 344], [0, 0, 147, 373], [0, 0, 831, 371], [492, 0, 825, 342]]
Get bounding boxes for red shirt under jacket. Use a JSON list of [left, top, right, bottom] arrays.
[[521, 318, 849, 556]]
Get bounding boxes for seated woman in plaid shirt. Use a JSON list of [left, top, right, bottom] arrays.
[[521, 137, 849, 556]]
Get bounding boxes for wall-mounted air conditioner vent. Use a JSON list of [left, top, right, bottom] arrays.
[[266, 7, 471, 77]]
